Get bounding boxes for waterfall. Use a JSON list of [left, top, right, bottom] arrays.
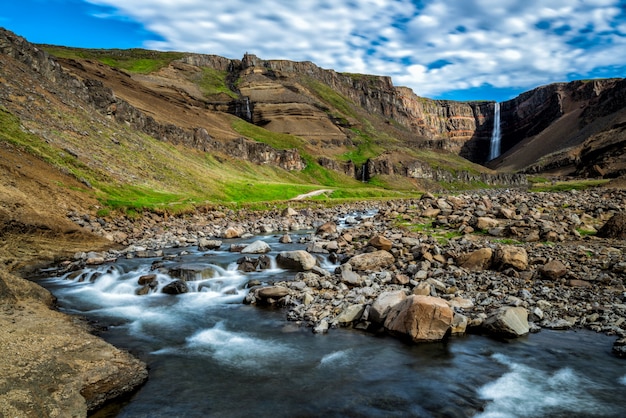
[[245, 97, 252, 121], [489, 102, 501, 160]]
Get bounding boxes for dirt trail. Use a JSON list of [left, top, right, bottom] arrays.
[[290, 189, 333, 200]]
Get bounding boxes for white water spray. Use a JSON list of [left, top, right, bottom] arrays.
[[489, 102, 501, 160]]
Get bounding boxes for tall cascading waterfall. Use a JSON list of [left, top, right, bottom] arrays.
[[245, 97, 252, 121], [489, 102, 501, 160]]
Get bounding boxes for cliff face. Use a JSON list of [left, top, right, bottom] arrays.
[[2, 27, 624, 183], [236, 54, 495, 157], [493, 79, 626, 177]]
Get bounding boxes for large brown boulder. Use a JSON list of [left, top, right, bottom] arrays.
[[493, 245, 528, 271], [384, 295, 453, 342], [348, 250, 395, 271], [597, 213, 626, 239], [457, 248, 493, 271], [316, 221, 337, 236], [539, 259, 568, 279], [368, 235, 393, 251]]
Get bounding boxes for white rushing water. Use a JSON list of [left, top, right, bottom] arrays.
[[489, 101, 501, 160], [476, 353, 619, 417]]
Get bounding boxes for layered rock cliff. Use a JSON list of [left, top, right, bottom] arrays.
[[2, 26, 624, 183], [493, 79, 626, 177]]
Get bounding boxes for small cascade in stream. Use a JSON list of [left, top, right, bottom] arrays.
[[489, 102, 501, 160]]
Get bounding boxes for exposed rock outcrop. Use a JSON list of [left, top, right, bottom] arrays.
[[0, 269, 147, 417]]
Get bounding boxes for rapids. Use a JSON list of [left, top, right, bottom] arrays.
[[39, 227, 626, 417]]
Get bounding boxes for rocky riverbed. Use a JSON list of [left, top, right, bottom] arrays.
[[61, 188, 626, 357]]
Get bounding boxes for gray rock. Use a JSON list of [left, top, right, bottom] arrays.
[[276, 250, 318, 271], [482, 307, 529, 338], [370, 290, 407, 324], [336, 304, 365, 325], [198, 238, 222, 251], [241, 240, 271, 254], [162, 280, 189, 295], [313, 319, 329, 334], [338, 263, 363, 286]]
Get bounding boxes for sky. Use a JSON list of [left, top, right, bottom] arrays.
[[1, 0, 625, 102]]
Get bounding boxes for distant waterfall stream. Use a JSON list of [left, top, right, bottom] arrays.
[[489, 102, 501, 160]]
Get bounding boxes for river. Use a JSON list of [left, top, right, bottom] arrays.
[[38, 226, 626, 417]]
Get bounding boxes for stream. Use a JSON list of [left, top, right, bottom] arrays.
[[38, 225, 626, 417]]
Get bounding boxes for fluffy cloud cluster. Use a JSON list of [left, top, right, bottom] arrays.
[[87, 0, 626, 100]]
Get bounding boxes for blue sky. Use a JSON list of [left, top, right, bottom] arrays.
[[2, 0, 625, 102]]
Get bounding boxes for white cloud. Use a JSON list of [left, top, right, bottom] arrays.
[[86, 0, 626, 100]]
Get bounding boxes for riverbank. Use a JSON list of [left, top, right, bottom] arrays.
[[58, 188, 626, 354]]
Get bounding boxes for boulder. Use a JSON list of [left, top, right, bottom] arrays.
[[313, 319, 329, 334], [241, 240, 271, 254], [237, 256, 258, 272], [257, 286, 290, 300], [457, 248, 493, 271], [481, 307, 529, 338], [451, 313, 469, 335], [316, 221, 337, 236], [476, 217, 499, 230], [384, 295, 453, 342], [370, 290, 407, 324], [597, 213, 626, 239], [258, 255, 272, 270], [278, 234, 292, 244], [493, 245, 528, 271], [162, 280, 189, 295], [368, 235, 393, 251], [282, 207, 298, 217], [223, 226, 245, 239], [276, 250, 318, 271], [335, 304, 366, 325], [168, 263, 216, 281], [348, 250, 395, 271], [539, 260, 568, 279], [198, 238, 222, 251], [338, 263, 363, 286], [137, 274, 157, 286], [612, 337, 626, 358]]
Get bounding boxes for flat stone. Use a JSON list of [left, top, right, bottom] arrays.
[[348, 250, 395, 271]]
